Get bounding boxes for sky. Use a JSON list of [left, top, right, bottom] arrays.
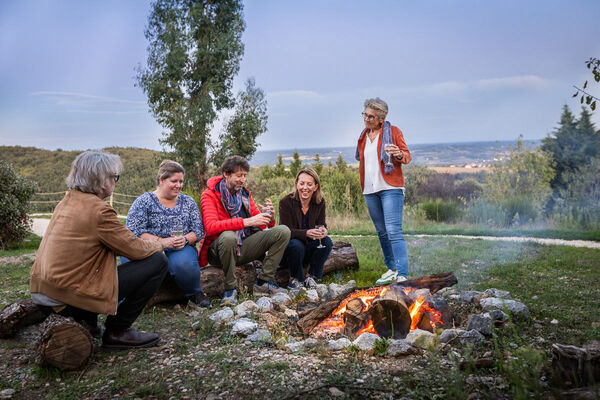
[[1, 0, 599, 152]]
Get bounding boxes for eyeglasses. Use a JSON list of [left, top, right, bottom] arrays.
[[361, 112, 377, 121], [112, 174, 120, 183]]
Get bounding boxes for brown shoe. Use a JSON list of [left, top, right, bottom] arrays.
[[102, 328, 160, 350]]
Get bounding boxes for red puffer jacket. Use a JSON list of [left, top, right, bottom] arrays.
[[198, 175, 275, 267]]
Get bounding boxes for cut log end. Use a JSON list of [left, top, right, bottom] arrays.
[[36, 314, 94, 370]]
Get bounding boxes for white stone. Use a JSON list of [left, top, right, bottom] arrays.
[[328, 283, 347, 299], [0, 389, 15, 399], [405, 329, 436, 349], [285, 341, 304, 352], [271, 292, 292, 306], [459, 291, 481, 303], [484, 288, 511, 299], [352, 332, 380, 351], [329, 387, 344, 397], [305, 289, 319, 302], [326, 338, 352, 351], [245, 329, 272, 343], [439, 329, 466, 344], [387, 339, 417, 356], [479, 297, 530, 318], [283, 307, 298, 318], [209, 307, 234, 324], [459, 329, 486, 345], [551, 319, 558, 325], [316, 284, 329, 299], [230, 318, 258, 336], [234, 300, 258, 317], [255, 297, 273, 312], [343, 280, 357, 290]]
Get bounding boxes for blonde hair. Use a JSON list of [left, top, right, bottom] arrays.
[[156, 160, 184, 186], [364, 97, 388, 120], [292, 168, 323, 204]]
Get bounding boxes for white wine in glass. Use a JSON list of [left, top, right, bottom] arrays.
[[384, 144, 395, 168], [315, 225, 326, 248], [172, 223, 184, 237]]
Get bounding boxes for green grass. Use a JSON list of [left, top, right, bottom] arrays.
[[2, 225, 600, 398]]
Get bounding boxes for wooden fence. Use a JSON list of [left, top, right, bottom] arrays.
[[31, 191, 139, 213]]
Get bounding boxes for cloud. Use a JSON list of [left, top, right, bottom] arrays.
[[268, 90, 320, 98], [31, 91, 147, 114], [475, 75, 550, 90]]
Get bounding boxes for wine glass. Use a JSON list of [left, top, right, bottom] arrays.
[[172, 223, 184, 238], [261, 205, 273, 231], [384, 144, 395, 168], [315, 225, 326, 248]]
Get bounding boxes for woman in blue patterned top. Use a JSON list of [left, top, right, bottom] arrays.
[[124, 160, 210, 307]]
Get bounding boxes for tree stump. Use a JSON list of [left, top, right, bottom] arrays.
[[36, 314, 94, 370], [0, 299, 47, 338], [146, 241, 359, 306], [552, 342, 600, 388], [343, 298, 370, 337]]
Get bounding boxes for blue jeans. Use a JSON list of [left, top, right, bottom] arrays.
[[364, 189, 409, 278], [121, 245, 202, 297], [280, 237, 333, 281]]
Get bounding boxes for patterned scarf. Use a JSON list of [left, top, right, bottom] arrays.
[[355, 120, 394, 174], [217, 178, 248, 256]]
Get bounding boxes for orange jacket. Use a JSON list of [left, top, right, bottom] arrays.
[[356, 124, 411, 190]]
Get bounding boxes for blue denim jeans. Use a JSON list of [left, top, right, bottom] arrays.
[[121, 245, 202, 297], [364, 189, 409, 278], [280, 237, 333, 281]]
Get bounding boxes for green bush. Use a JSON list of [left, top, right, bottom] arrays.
[[421, 199, 462, 222], [465, 197, 506, 226], [0, 162, 37, 249], [321, 168, 366, 216], [403, 164, 436, 206]]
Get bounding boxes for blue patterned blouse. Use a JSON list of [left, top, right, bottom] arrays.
[[126, 192, 204, 240]]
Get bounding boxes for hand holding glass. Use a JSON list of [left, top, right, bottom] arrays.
[[384, 144, 395, 168], [315, 225, 326, 248], [261, 207, 273, 231]]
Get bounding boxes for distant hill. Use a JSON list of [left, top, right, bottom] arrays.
[[0, 145, 168, 214], [250, 139, 542, 167]]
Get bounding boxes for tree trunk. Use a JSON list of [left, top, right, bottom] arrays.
[[552, 343, 600, 388], [0, 299, 47, 338], [36, 314, 94, 370], [368, 288, 412, 339], [146, 241, 358, 306]]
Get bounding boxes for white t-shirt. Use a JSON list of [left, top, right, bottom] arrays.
[[362, 132, 404, 195]]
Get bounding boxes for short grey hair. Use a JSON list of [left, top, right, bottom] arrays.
[[156, 160, 185, 186], [364, 98, 389, 120], [66, 151, 122, 195]]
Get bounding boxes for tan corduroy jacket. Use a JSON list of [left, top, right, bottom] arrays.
[[30, 190, 163, 315]]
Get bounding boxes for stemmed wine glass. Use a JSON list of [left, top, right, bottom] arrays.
[[315, 225, 326, 248], [384, 144, 395, 169]]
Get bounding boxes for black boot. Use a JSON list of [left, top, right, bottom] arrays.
[[189, 292, 211, 308]]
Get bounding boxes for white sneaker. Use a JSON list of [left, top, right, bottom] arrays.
[[375, 269, 398, 285], [396, 275, 408, 283]]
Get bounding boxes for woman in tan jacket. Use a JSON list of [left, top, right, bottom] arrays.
[[30, 151, 168, 349]]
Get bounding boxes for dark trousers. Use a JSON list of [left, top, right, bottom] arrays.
[[43, 252, 168, 332], [280, 237, 333, 281]]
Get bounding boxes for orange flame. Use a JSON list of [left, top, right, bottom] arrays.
[[311, 286, 443, 338]]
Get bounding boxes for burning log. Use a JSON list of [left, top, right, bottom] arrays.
[[343, 298, 370, 336], [147, 241, 358, 306], [392, 272, 458, 295], [36, 314, 94, 370], [296, 288, 356, 336], [367, 288, 412, 339], [299, 272, 457, 338], [0, 299, 47, 338]]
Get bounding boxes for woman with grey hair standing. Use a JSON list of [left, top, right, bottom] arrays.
[[355, 98, 412, 284], [30, 151, 169, 349], [124, 160, 209, 307]]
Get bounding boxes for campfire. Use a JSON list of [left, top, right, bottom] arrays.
[[297, 272, 457, 340]]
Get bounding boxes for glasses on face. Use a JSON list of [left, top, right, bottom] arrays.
[[112, 174, 120, 183], [362, 112, 377, 121]]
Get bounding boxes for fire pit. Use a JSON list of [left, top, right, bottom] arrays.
[[297, 272, 457, 340]]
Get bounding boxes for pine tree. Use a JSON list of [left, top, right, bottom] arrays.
[[313, 153, 323, 176], [289, 150, 302, 178]]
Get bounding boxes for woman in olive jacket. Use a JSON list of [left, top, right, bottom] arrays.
[[278, 168, 332, 289]]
